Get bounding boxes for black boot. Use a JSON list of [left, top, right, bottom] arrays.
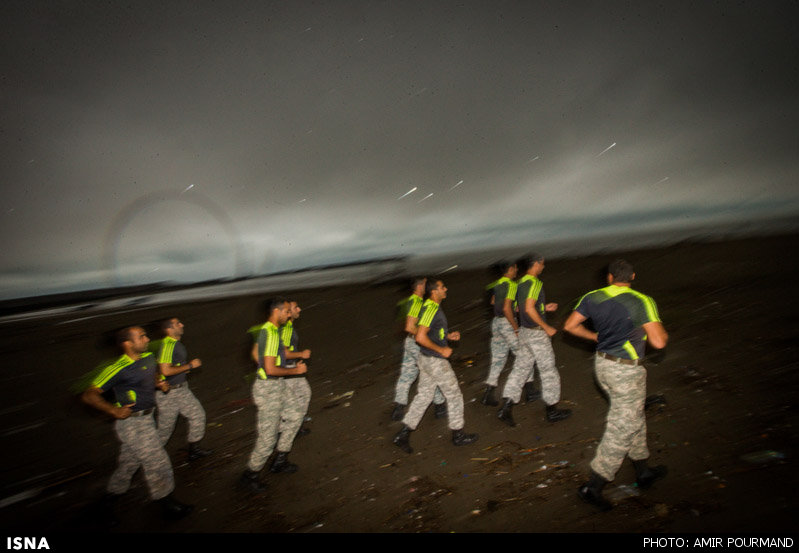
[[187, 441, 212, 461], [391, 403, 406, 421], [296, 425, 311, 437], [239, 469, 267, 493], [577, 471, 613, 511], [157, 493, 193, 520], [481, 385, 499, 406], [434, 402, 447, 419], [452, 428, 479, 446], [497, 398, 516, 427], [393, 425, 413, 454], [545, 403, 572, 422], [270, 451, 299, 473], [523, 382, 541, 403], [632, 459, 668, 489]]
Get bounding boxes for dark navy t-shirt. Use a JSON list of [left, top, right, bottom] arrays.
[[417, 299, 448, 358], [574, 285, 661, 360], [91, 353, 158, 411]]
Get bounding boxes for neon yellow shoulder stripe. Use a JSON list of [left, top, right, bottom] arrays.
[[157, 337, 176, 364], [91, 355, 135, 388], [264, 323, 280, 357], [418, 300, 438, 327]]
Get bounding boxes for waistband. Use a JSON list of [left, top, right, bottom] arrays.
[[257, 373, 305, 380], [597, 351, 643, 366], [129, 407, 154, 417]]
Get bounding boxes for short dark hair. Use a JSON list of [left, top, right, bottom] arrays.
[[608, 259, 635, 282], [516, 252, 544, 274], [425, 278, 442, 297], [493, 260, 517, 276], [267, 297, 288, 314], [410, 276, 426, 290], [115, 326, 135, 347], [159, 317, 178, 333]]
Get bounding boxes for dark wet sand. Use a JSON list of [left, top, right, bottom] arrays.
[[0, 232, 797, 533]]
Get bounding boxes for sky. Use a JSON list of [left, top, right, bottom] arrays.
[[1, 1, 798, 300]]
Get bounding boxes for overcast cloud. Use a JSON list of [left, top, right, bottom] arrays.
[[1, 1, 797, 299]]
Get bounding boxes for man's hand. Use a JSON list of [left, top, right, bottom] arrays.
[[156, 380, 170, 393], [543, 324, 557, 337], [440, 346, 454, 359], [113, 403, 135, 419], [189, 358, 202, 369], [446, 331, 461, 341], [545, 302, 558, 312], [299, 349, 311, 360]]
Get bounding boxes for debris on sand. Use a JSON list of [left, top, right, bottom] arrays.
[[739, 450, 786, 464], [325, 390, 355, 408]]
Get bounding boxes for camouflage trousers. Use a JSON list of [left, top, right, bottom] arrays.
[[394, 335, 445, 405], [247, 377, 306, 472], [590, 354, 649, 481], [155, 384, 206, 445], [503, 327, 561, 405], [107, 412, 175, 500], [278, 377, 311, 436], [403, 354, 465, 431], [486, 317, 532, 387]]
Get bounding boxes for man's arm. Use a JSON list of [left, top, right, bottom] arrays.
[[502, 298, 518, 331], [404, 315, 419, 335], [81, 386, 133, 419], [415, 325, 453, 359], [525, 297, 557, 337], [563, 311, 598, 342], [159, 358, 201, 377], [285, 348, 311, 360], [263, 355, 307, 376], [642, 321, 668, 349]]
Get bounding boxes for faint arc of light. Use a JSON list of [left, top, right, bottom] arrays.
[[101, 191, 247, 287], [397, 187, 417, 200], [440, 265, 458, 274], [418, 193, 434, 203], [182, 184, 195, 194], [595, 142, 617, 157], [449, 180, 464, 190], [525, 156, 540, 164]]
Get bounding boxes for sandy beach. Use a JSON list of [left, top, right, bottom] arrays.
[[0, 232, 796, 534]]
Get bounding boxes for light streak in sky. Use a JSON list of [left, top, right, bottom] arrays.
[[526, 156, 540, 164], [595, 142, 617, 157], [440, 265, 458, 274], [449, 180, 464, 190], [418, 193, 434, 203], [397, 187, 417, 200], [182, 184, 195, 193], [654, 177, 669, 184]]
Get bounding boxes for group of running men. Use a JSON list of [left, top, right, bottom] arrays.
[[82, 254, 668, 523], [389, 254, 668, 511]]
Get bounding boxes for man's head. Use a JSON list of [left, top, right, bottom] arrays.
[[495, 260, 518, 279], [608, 259, 635, 284], [425, 278, 447, 302], [287, 301, 302, 321], [410, 276, 427, 296], [117, 326, 150, 355], [518, 252, 545, 276], [160, 317, 185, 339], [267, 297, 291, 325]]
